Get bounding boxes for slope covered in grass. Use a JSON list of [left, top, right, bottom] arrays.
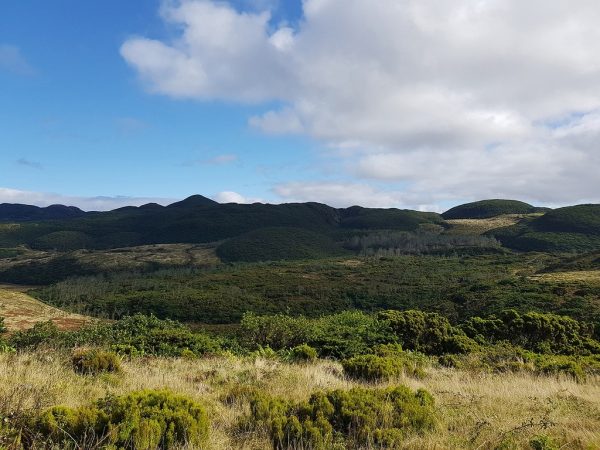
[[442, 199, 538, 219]]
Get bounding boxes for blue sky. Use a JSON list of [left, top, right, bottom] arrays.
[[2, 1, 600, 210], [0, 0, 316, 207]]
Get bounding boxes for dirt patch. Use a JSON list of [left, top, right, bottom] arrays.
[[0, 288, 93, 331]]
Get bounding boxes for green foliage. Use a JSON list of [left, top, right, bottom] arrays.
[[34, 389, 209, 449], [247, 385, 436, 449], [288, 344, 318, 363], [0, 316, 5, 334], [492, 204, 600, 252], [241, 311, 395, 359], [217, 227, 348, 262], [342, 348, 427, 381], [32, 231, 95, 251], [8, 320, 61, 349], [33, 254, 600, 325], [8, 314, 224, 357], [71, 348, 122, 375], [461, 310, 599, 355], [442, 199, 536, 219], [529, 434, 559, 450], [378, 310, 478, 355]]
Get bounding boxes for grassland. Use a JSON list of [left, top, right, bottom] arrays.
[[0, 285, 92, 331], [446, 214, 543, 235], [0, 352, 598, 449]]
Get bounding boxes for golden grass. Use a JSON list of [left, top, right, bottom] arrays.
[[531, 270, 600, 285], [446, 214, 543, 236], [0, 353, 598, 449], [0, 286, 93, 331]]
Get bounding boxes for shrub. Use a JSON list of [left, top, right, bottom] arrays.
[[247, 385, 436, 449], [240, 312, 315, 350], [535, 355, 586, 382], [35, 390, 209, 449], [377, 310, 475, 355], [8, 321, 62, 349], [342, 347, 427, 381], [288, 344, 318, 363], [71, 348, 122, 375], [529, 434, 559, 450], [0, 316, 6, 334]]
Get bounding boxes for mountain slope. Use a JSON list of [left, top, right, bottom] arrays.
[[0, 204, 85, 221], [442, 200, 538, 220]]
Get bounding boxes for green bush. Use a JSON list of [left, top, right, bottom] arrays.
[[377, 310, 476, 355], [71, 348, 122, 375], [8, 321, 62, 349], [35, 389, 209, 449], [342, 346, 427, 381], [247, 385, 436, 449], [288, 344, 318, 363], [461, 310, 599, 355], [0, 316, 6, 334], [529, 434, 559, 450]]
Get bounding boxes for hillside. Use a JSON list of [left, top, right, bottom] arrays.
[[491, 204, 600, 252], [0, 203, 85, 221], [216, 227, 349, 262], [0, 196, 445, 251], [442, 199, 538, 220]]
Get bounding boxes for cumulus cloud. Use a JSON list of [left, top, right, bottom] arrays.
[[0, 44, 35, 76], [0, 187, 175, 211], [121, 0, 600, 207], [214, 190, 263, 203]]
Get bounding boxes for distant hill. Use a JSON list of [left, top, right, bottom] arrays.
[[0, 196, 445, 251], [216, 227, 349, 262], [491, 204, 600, 252], [0, 203, 85, 221], [442, 200, 538, 220]]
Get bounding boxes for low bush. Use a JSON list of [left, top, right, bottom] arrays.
[[529, 434, 559, 450], [71, 348, 122, 375], [288, 344, 318, 363], [247, 385, 436, 449], [342, 346, 427, 381], [34, 389, 209, 449]]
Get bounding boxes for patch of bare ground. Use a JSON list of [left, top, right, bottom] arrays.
[[0, 286, 93, 331], [446, 213, 544, 235]]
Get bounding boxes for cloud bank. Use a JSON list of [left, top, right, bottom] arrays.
[[121, 0, 600, 208]]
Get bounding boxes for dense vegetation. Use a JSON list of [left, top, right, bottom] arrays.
[[0, 196, 444, 251], [491, 204, 600, 252], [442, 199, 538, 219], [216, 227, 348, 262], [32, 254, 600, 324]]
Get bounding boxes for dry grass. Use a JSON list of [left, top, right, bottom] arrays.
[[0, 353, 598, 449], [446, 214, 543, 236], [0, 286, 93, 331], [531, 270, 600, 285]]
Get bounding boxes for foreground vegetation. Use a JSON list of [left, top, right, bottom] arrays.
[[0, 349, 597, 449]]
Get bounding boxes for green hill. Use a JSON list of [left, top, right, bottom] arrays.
[[491, 204, 600, 252], [0, 196, 444, 251], [216, 227, 348, 262], [442, 200, 537, 220]]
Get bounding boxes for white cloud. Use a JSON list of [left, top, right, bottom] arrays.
[[0, 44, 34, 76], [214, 190, 263, 203], [0, 187, 175, 211], [121, 0, 600, 208]]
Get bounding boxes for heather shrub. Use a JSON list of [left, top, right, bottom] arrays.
[[342, 346, 427, 381], [34, 389, 209, 449], [247, 385, 436, 449], [288, 344, 318, 363], [71, 348, 122, 375]]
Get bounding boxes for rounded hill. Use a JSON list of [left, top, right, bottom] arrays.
[[442, 200, 537, 220]]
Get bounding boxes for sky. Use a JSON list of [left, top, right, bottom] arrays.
[[2, 0, 600, 211]]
